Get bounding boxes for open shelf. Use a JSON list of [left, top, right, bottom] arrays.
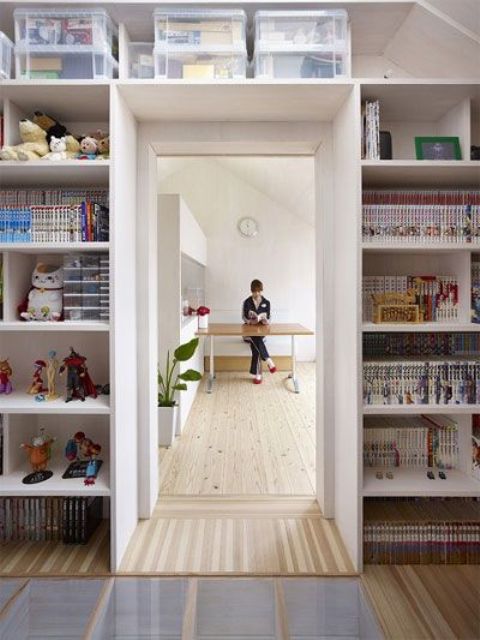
[[363, 322, 480, 333], [362, 242, 480, 253], [363, 404, 480, 415], [0, 161, 110, 187], [0, 321, 109, 332], [0, 242, 109, 254], [363, 467, 480, 497], [0, 393, 110, 414], [362, 160, 480, 188], [0, 460, 110, 497]]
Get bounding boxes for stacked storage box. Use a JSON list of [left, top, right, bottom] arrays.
[[254, 10, 350, 79], [153, 9, 247, 80], [14, 8, 118, 79], [63, 254, 109, 322], [0, 32, 14, 79], [128, 42, 154, 79]]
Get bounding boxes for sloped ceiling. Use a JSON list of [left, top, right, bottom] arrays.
[[422, 0, 480, 37]]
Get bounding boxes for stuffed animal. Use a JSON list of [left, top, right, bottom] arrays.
[[65, 135, 81, 158], [97, 135, 110, 159], [32, 111, 80, 158], [0, 119, 49, 161], [42, 135, 68, 161], [77, 136, 98, 160], [19, 263, 63, 321]]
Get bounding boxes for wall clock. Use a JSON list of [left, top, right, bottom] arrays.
[[238, 216, 258, 238]]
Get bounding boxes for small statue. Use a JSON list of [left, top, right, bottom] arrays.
[[84, 443, 102, 486], [0, 358, 13, 395], [21, 428, 56, 484], [59, 348, 97, 403], [27, 359, 47, 395], [46, 350, 59, 400], [64, 431, 102, 485]]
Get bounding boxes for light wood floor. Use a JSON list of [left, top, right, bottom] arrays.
[[0, 521, 110, 577], [159, 364, 316, 496], [362, 565, 480, 640], [119, 497, 354, 575]]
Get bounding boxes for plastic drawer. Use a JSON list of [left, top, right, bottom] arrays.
[[15, 47, 118, 80], [63, 294, 101, 307], [0, 31, 13, 79], [64, 307, 102, 321], [128, 42, 154, 78], [254, 49, 348, 79], [154, 46, 246, 79], [63, 281, 101, 294], [255, 9, 349, 48], [154, 9, 246, 48]]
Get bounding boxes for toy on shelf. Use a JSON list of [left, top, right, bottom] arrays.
[[0, 119, 49, 161], [63, 430, 103, 485], [59, 347, 98, 403], [46, 350, 60, 400], [77, 135, 98, 160], [97, 135, 109, 159], [0, 358, 13, 394], [27, 359, 47, 395], [33, 111, 80, 158], [42, 135, 68, 161], [19, 263, 64, 322], [21, 427, 56, 484]]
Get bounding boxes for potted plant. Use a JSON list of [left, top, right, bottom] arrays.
[[158, 337, 202, 446]]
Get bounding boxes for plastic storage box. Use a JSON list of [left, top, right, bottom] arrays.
[[254, 10, 350, 79], [13, 8, 118, 80], [154, 9, 246, 48], [0, 32, 14, 79], [63, 253, 109, 322], [128, 42, 154, 78], [154, 46, 246, 80]]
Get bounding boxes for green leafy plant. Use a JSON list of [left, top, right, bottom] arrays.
[[158, 338, 202, 407]]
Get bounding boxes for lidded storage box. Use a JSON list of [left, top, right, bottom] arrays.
[[128, 42, 154, 78], [153, 8, 247, 80], [0, 32, 14, 79], [254, 9, 350, 79], [14, 8, 118, 79]]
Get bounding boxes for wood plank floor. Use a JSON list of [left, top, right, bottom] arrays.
[[119, 497, 354, 575], [159, 364, 316, 495], [362, 565, 480, 640], [0, 521, 110, 577]]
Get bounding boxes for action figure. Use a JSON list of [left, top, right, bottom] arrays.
[[27, 359, 47, 395], [46, 350, 59, 400], [21, 428, 56, 483], [59, 348, 97, 403]]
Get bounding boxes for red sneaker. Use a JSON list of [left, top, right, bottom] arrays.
[[268, 365, 277, 374]]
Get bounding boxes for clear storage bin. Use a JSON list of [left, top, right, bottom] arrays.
[[154, 9, 246, 48], [14, 8, 116, 51], [154, 45, 246, 80], [254, 47, 349, 79], [64, 307, 102, 321], [15, 47, 118, 79], [128, 42, 154, 78], [255, 9, 349, 48], [0, 32, 13, 79]]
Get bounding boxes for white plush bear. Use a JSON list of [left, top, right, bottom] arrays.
[[20, 263, 64, 322], [42, 135, 68, 161]]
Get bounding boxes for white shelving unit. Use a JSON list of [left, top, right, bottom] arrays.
[[363, 468, 480, 498], [0, 0, 478, 573]]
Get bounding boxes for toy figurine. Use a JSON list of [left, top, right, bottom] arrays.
[[63, 431, 103, 484], [84, 444, 102, 486], [46, 350, 59, 400], [65, 431, 92, 461], [59, 348, 97, 403], [27, 359, 47, 395], [21, 428, 56, 484], [18, 263, 63, 322], [0, 358, 13, 394]]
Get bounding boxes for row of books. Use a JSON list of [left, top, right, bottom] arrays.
[[364, 498, 480, 564], [0, 496, 103, 544], [0, 188, 109, 207], [363, 361, 480, 406], [363, 332, 480, 358], [364, 415, 458, 469], [363, 275, 459, 323], [0, 416, 3, 476], [472, 260, 480, 324], [361, 100, 380, 160], [362, 190, 480, 244], [0, 203, 109, 243]]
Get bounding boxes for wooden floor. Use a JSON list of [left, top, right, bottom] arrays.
[[0, 521, 110, 577], [159, 364, 316, 495], [119, 497, 354, 575], [362, 565, 480, 640]]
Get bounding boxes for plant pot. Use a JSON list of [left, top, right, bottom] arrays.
[[198, 314, 209, 330], [158, 404, 178, 447]]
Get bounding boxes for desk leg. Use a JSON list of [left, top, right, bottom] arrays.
[[207, 334, 215, 393], [288, 335, 300, 393]]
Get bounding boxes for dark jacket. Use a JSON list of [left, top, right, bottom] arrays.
[[242, 296, 271, 324]]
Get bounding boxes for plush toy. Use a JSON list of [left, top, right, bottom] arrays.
[[59, 348, 98, 402], [0, 119, 49, 161], [42, 135, 68, 161], [97, 135, 110, 159], [88, 128, 108, 141], [77, 136, 98, 160], [65, 135, 81, 158], [19, 263, 63, 322], [33, 111, 68, 140], [0, 358, 13, 394]]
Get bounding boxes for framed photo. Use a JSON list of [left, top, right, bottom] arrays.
[[415, 136, 462, 160]]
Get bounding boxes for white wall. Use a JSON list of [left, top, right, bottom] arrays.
[[158, 156, 316, 361]]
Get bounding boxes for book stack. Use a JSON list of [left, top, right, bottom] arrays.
[[472, 257, 480, 323], [0, 415, 3, 476], [63, 253, 109, 322], [363, 190, 480, 244], [0, 496, 103, 544], [361, 100, 380, 160], [362, 275, 459, 323], [363, 360, 480, 406], [364, 497, 480, 564], [0, 188, 109, 207], [473, 415, 480, 481], [363, 332, 480, 358], [364, 415, 458, 469]]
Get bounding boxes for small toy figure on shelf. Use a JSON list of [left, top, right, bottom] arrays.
[[42, 135, 68, 161], [59, 348, 97, 403], [46, 350, 59, 400], [27, 359, 47, 395], [77, 136, 98, 160], [84, 444, 102, 486], [19, 263, 63, 322], [63, 431, 103, 484], [0, 358, 13, 394], [21, 427, 56, 484]]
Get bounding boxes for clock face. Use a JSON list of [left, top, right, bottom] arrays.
[[238, 217, 258, 238]]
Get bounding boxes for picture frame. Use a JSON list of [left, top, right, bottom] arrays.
[[415, 136, 462, 161]]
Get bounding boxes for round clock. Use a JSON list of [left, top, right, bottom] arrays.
[[238, 216, 258, 238]]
